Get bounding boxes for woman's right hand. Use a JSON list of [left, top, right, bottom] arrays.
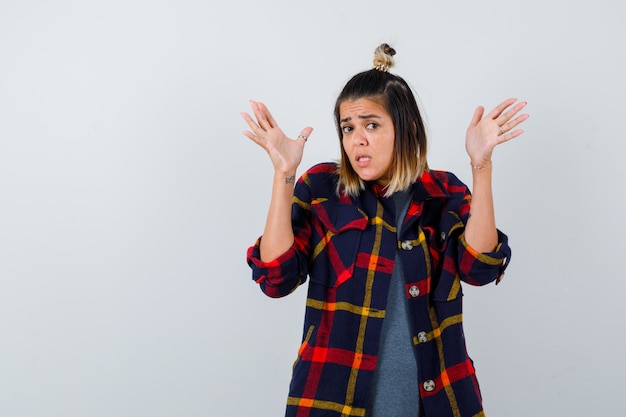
[[242, 100, 313, 175]]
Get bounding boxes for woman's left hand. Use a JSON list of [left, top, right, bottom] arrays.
[[465, 98, 529, 167]]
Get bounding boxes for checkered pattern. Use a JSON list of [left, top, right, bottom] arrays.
[[247, 162, 511, 417]]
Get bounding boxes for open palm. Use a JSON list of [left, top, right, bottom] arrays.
[[242, 100, 313, 174]]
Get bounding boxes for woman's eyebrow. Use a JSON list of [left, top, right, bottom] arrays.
[[340, 114, 382, 123]]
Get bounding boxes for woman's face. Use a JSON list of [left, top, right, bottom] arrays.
[[339, 98, 395, 186]]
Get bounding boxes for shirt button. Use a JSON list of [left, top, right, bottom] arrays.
[[423, 380, 436, 392], [401, 240, 414, 250], [408, 285, 420, 297], [440, 232, 446, 242], [417, 332, 428, 343]]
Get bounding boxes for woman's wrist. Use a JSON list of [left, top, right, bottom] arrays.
[[274, 169, 298, 185], [470, 160, 492, 170]]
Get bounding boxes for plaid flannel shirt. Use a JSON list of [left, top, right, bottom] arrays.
[[247, 162, 511, 417]]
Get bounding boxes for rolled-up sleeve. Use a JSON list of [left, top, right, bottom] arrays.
[[246, 171, 315, 298], [457, 230, 511, 286], [246, 237, 309, 298]]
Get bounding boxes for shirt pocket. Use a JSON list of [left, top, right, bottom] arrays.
[[431, 210, 465, 302], [309, 200, 368, 288]]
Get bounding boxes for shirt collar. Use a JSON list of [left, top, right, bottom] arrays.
[[368, 170, 450, 201], [414, 170, 450, 200]]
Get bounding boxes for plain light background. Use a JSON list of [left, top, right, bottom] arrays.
[[0, 0, 623, 416]]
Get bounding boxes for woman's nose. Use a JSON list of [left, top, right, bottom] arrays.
[[353, 129, 367, 146]]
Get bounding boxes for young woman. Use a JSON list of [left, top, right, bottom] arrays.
[[242, 44, 528, 417]]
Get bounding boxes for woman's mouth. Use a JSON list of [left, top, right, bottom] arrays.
[[355, 155, 372, 167]]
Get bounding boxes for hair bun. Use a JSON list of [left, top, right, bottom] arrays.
[[373, 43, 396, 72]]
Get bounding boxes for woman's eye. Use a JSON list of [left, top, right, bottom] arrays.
[[366, 123, 378, 129], [341, 126, 352, 133]]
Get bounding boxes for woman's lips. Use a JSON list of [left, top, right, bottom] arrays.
[[355, 155, 372, 167]]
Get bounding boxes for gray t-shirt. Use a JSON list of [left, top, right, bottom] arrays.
[[366, 189, 420, 417]]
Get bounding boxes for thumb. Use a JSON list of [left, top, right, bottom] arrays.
[[468, 106, 484, 128], [297, 127, 314, 143]]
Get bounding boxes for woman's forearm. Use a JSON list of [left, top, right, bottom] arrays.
[[464, 164, 498, 252], [259, 170, 298, 262]]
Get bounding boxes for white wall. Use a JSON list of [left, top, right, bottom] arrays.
[[0, 0, 623, 416]]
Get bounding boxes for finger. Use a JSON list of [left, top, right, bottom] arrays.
[[498, 128, 524, 144], [257, 101, 278, 129], [497, 101, 528, 125], [296, 127, 314, 143], [242, 129, 266, 149], [253, 100, 279, 131], [242, 130, 257, 142], [250, 100, 272, 131], [499, 113, 530, 134], [241, 111, 263, 136], [487, 97, 517, 120], [469, 106, 485, 127]]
